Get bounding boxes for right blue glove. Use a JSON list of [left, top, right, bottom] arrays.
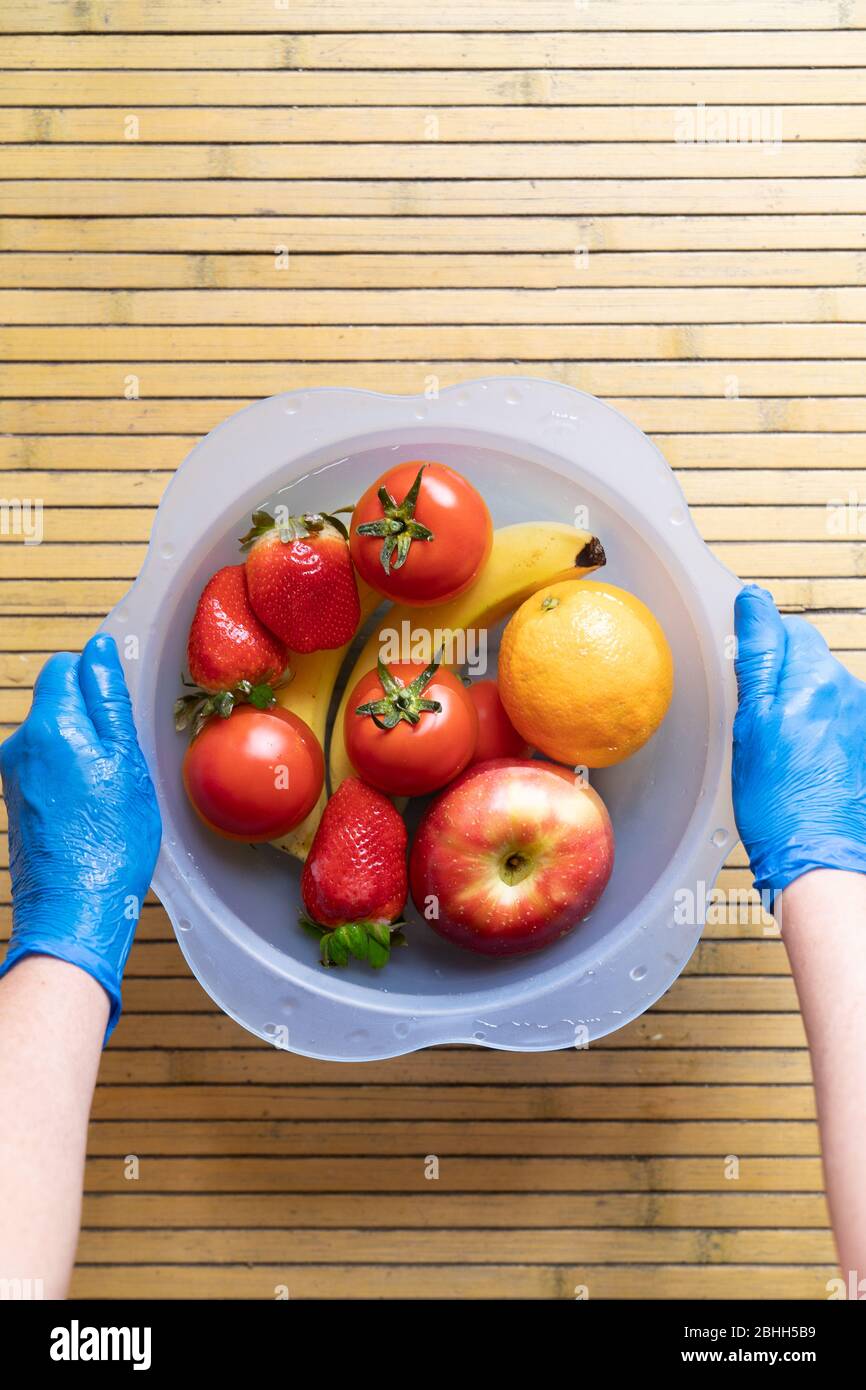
[[733, 584, 866, 903]]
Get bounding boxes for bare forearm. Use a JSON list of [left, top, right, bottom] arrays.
[[778, 870, 866, 1280], [0, 955, 107, 1298]]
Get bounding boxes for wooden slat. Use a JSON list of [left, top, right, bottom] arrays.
[[64, 1264, 838, 1300], [9, 33, 866, 68], [80, 1117, 819, 1155], [3, 1, 864, 33], [79, 1154, 824, 1188], [76, 1191, 829, 1229], [6, 286, 866, 325], [91, 1050, 810, 1088], [7, 176, 866, 214], [1, 106, 864, 143], [6, 397, 866, 436], [4, 251, 866, 291], [7, 143, 866, 179], [4, 215, 866, 252], [5, 324, 865, 359], [73, 1228, 837, 1264], [8, 71, 866, 106], [9, 360, 866, 397]]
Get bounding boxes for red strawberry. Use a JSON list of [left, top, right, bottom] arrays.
[[300, 777, 408, 968], [240, 510, 360, 654], [187, 564, 288, 692]]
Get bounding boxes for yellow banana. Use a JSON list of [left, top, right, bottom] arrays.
[[271, 576, 380, 860], [329, 523, 605, 792]]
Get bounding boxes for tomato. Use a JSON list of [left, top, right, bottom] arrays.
[[466, 679, 532, 766], [183, 704, 324, 841], [344, 660, 478, 797], [350, 460, 492, 606]]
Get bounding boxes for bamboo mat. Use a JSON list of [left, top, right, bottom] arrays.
[[2, 0, 863, 1299]]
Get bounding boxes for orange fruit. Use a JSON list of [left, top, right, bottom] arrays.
[[497, 580, 674, 768]]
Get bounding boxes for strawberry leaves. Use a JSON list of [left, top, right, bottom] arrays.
[[354, 464, 434, 574], [299, 912, 406, 969], [174, 670, 292, 739], [239, 508, 351, 551]]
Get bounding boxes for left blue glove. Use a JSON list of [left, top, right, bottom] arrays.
[[0, 633, 161, 1043]]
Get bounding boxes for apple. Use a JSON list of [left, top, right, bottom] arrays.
[[409, 757, 614, 956]]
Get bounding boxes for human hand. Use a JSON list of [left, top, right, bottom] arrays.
[[733, 584, 866, 902], [0, 634, 161, 1041]]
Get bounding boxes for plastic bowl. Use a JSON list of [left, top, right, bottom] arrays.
[[103, 377, 741, 1062]]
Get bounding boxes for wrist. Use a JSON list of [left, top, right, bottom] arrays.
[[0, 939, 122, 1045], [0, 951, 110, 1045], [777, 866, 866, 932], [748, 837, 866, 905]]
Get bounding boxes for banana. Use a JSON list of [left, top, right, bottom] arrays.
[[329, 523, 605, 793], [270, 575, 380, 860]]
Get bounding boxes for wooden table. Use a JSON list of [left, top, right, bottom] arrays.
[[3, 0, 861, 1299]]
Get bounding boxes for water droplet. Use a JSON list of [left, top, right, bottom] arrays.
[[630, 964, 647, 982], [473, 1031, 485, 1041], [669, 507, 686, 527], [711, 827, 729, 848], [177, 918, 192, 933], [394, 1020, 410, 1038], [160, 542, 174, 560], [504, 387, 521, 405]]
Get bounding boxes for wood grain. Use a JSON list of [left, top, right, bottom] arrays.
[[1, 0, 860, 1303]]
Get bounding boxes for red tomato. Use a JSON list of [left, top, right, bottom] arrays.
[[344, 660, 478, 797], [350, 460, 492, 606], [183, 704, 323, 841], [466, 679, 532, 766]]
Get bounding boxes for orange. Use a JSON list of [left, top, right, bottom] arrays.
[[497, 580, 674, 768]]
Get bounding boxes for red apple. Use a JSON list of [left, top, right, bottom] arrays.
[[409, 757, 614, 956]]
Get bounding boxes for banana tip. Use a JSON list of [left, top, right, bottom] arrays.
[[575, 536, 606, 569]]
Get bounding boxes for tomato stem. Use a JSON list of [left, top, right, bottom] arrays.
[[355, 464, 435, 575], [355, 657, 443, 731]]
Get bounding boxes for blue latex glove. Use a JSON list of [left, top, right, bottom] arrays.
[[0, 634, 161, 1042], [733, 584, 866, 903]]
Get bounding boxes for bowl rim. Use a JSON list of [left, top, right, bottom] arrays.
[[103, 376, 742, 1061]]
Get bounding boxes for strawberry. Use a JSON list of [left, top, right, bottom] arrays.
[[187, 564, 289, 693], [240, 509, 360, 654], [300, 777, 408, 968]]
